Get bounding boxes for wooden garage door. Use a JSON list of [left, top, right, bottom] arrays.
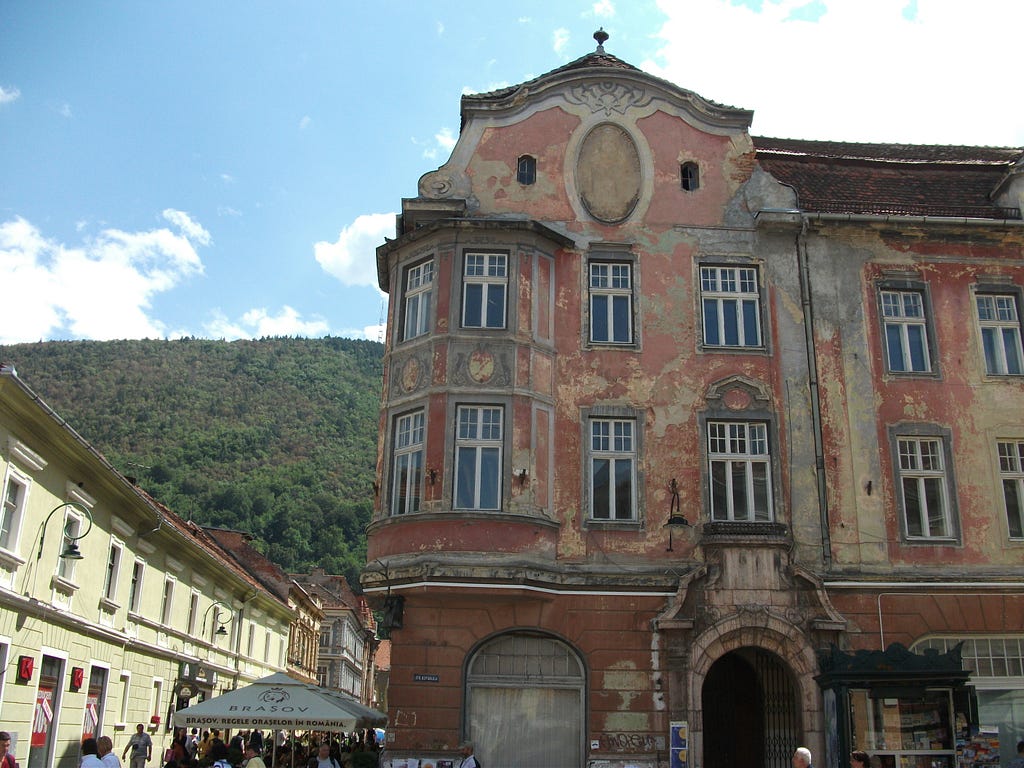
[[466, 633, 585, 767]]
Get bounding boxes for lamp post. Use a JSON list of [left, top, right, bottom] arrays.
[[202, 601, 234, 640], [664, 478, 690, 552], [36, 501, 94, 561]]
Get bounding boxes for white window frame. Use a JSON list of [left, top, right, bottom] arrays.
[[589, 261, 634, 344], [128, 559, 145, 615], [118, 671, 131, 726], [0, 466, 30, 557], [461, 252, 508, 329], [589, 418, 637, 521], [977, 293, 1024, 375], [0, 636, 10, 719], [700, 265, 762, 348], [708, 421, 774, 522], [247, 623, 255, 657], [998, 439, 1024, 539], [454, 405, 503, 510], [160, 576, 175, 625], [391, 410, 425, 516], [881, 289, 932, 373], [150, 677, 163, 720], [102, 538, 124, 602], [187, 590, 199, 635], [402, 259, 434, 341], [896, 436, 953, 539]]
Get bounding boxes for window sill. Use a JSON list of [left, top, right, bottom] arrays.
[[0, 547, 26, 571], [99, 596, 121, 613], [50, 573, 79, 595], [583, 519, 642, 530], [703, 521, 787, 538], [699, 344, 768, 355], [902, 537, 960, 545]]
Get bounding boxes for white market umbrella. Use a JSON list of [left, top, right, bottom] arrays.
[[172, 672, 387, 731]]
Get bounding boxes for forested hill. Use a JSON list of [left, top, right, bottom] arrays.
[[0, 337, 384, 589]]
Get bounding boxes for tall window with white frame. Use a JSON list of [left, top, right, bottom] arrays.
[[708, 421, 773, 522], [128, 560, 144, 614], [977, 293, 1024, 375], [160, 577, 174, 625], [897, 436, 952, 539], [391, 410, 424, 515], [700, 266, 762, 348], [590, 418, 637, 521], [1, 471, 28, 552], [589, 261, 633, 344], [402, 259, 434, 341], [102, 540, 123, 601], [454, 405, 503, 510], [881, 289, 932, 373], [187, 591, 199, 635], [998, 439, 1024, 539], [462, 253, 507, 329]]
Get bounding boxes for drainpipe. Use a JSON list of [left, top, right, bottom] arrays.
[[796, 215, 833, 568]]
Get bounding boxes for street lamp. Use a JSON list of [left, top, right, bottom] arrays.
[[37, 501, 94, 561], [202, 601, 234, 639], [664, 478, 690, 552]]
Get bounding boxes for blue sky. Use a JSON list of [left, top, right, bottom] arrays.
[[2, 0, 1022, 345]]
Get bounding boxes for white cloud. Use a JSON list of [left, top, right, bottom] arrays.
[[648, 0, 1024, 146], [220, 173, 235, 184], [553, 28, 571, 57], [58, 102, 72, 118], [0, 213, 206, 343], [436, 20, 445, 36], [299, 115, 312, 130], [0, 86, 20, 104], [162, 208, 211, 246], [217, 205, 242, 217], [592, 0, 615, 18], [435, 127, 456, 152], [313, 212, 394, 292], [203, 306, 330, 339]]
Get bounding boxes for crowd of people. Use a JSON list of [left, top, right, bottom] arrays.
[[159, 727, 382, 768]]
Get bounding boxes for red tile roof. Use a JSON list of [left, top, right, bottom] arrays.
[[753, 137, 1023, 219]]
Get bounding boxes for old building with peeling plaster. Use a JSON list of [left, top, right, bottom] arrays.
[[361, 29, 1024, 768]]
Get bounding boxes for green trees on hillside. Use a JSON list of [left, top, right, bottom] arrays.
[[0, 337, 383, 588]]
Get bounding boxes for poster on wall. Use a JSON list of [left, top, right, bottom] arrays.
[[670, 721, 688, 768]]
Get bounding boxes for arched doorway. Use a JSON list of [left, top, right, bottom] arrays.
[[702, 647, 800, 768], [465, 632, 585, 768]]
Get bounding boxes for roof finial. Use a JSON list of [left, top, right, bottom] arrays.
[[594, 27, 609, 53]]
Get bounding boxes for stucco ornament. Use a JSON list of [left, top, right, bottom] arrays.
[[567, 81, 654, 116], [576, 123, 642, 223]]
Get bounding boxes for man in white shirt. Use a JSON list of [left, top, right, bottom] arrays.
[[458, 741, 479, 768], [97, 737, 121, 768]]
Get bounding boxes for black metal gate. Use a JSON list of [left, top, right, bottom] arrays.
[[703, 648, 800, 768]]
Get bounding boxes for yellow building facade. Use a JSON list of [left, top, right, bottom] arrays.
[[0, 365, 293, 768]]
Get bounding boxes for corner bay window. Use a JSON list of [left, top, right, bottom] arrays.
[[589, 262, 633, 344], [455, 406, 503, 510], [708, 421, 772, 522], [402, 260, 434, 341], [590, 418, 637, 521], [462, 253, 507, 329], [391, 411, 424, 515], [701, 266, 762, 348]]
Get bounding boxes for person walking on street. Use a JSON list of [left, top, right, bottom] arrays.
[[793, 747, 814, 768], [97, 737, 122, 768], [0, 731, 18, 768], [458, 741, 479, 768], [122, 724, 152, 768]]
